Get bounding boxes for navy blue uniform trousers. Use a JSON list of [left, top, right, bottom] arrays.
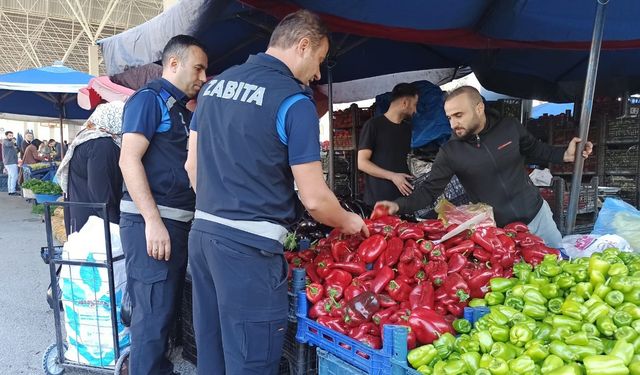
[[120, 214, 188, 375], [188, 228, 289, 375]]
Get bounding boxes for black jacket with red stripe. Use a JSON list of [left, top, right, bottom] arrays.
[[396, 109, 566, 226]]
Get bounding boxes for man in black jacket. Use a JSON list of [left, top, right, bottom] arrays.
[[376, 86, 592, 247]]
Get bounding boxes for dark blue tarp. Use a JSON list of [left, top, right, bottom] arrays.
[[99, 0, 640, 102]]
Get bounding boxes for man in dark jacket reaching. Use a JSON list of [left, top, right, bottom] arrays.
[[375, 86, 593, 248]]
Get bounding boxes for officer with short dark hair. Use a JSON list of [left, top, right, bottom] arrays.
[[119, 34, 207, 375], [185, 9, 368, 375]]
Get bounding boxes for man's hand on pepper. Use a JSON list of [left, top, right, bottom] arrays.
[[563, 137, 593, 162], [389, 172, 413, 196]]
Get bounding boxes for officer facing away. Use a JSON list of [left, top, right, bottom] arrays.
[[185, 10, 368, 375], [119, 35, 207, 375]]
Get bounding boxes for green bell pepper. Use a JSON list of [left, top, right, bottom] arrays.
[[540, 283, 560, 300], [586, 302, 612, 324], [546, 364, 584, 375], [508, 355, 536, 373], [596, 315, 617, 337], [433, 361, 446, 374], [523, 289, 548, 305], [555, 274, 576, 290], [510, 323, 534, 347], [539, 261, 562, 278], [563, 262, 586, 275], [632, 336, 640, 354], [479, 353, 492, 369], [490, 278, 517, 293], [549, 326, 572, 342], [443, 359, 467, 375], [620, 303, 640, 320], [524, 339, 549, 362], [487, 309, 510, 326], [488, 357, 510, 375], [505, 296, 525, 311], [514, 261, 533, 281], [565, 331, 589, 346], [453, 319, 472, 334], [585, 295, 604, 309], [474, 330, 494, 353], [631, 319, 640, 334], [540, 354, 564, 373], [623, 289, 640, 305], [512, 284, 537, 299], [528, 272, 550, 287], [602, 338, 617, 354], [567, 344, 598, 360], [609, 339, 634, 366], [433, 333, 456, 358], [416, 365, 433, 375], [548, 298, 564, 314], [549, 340, 579, 362], [523, 303, 547, 320], [594, 283, 612, 299], [614, 310, 633, 327], [553, 315, 583, 332], [455, 335, 480, 354], [606, 290, 625, 307], [490, 342, 517, 361], [589, 338, 606, 354], [609, 263, 629, 277], [469, 298, 487, 307], [491, 325, 511, 343], [485, 292, 505, 306], [610, 275, 640, 293], [449, 352, 461, 361], [460, 352, 481, 373], [602, 248, 620, 257], [408, 344, 438, 369], [615, 326, 638, 342], [583, 354, 630, 374], [535, 323, 553, 342], [474, 369, 492, 375], [582, 323, 600, 337], [561, 299, 586, 320], [574, 282, 594, 299], [492, 305, 519, 319], [589, 255, 611, 279], [474, 318, 490, 331], [630, 362, 640, 375]]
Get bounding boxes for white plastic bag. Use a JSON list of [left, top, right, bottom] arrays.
[[593, 198, 640, 251], [562, 234, 633, 258]]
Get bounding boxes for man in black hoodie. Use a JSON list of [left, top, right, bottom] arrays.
[[375, 86, 592, 248]]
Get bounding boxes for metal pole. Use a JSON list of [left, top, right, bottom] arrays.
[[58, 96, 66, 160], [566, 0, 608, 234], [327, 63, 335, 191]]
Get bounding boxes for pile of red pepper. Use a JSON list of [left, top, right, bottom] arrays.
[[285, 211, 560, 350]]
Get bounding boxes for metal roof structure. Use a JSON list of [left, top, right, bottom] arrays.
[[0, 0, 163, 75]]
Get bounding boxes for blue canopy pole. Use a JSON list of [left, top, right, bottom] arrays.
[[566, 0, 608, 234]]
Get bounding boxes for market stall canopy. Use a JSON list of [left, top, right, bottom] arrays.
[[0, 63, 93, 120], [98, 0, 640, 102]]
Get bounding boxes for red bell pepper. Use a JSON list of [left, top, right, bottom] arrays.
[[331, 240, 351, 262], [409, 282, 435, 309], [298, 249, 316, 262], [344, 282, 366, 302], [309, 298, 339, 319], [316, 258, 334, 279], [398, 223, 425, 240], [473, 246, 492, 262], [434, 302, 448, 316], [400, 239, 419, 263], [398, 258, 422, 278], [444, 240, 475, 257], [417, 240, 435, 256], [408, 306, 455, 344], [427, 244, 446, 262], [514, 232, 544, 247], [349, 322, 380, 339], [357, 234, 388, 263], [305, 263, 322, 284], [384, 237, 404, 266], [373, 252, 386, 270], [521, 243, 560, 265], [377, 293, 398, 308], [370, 204, 390, 220], [414, 269, 427, 284], [427, 232, 445, 241], [343, 306, 367, 327], [306, 282, 324, 304], [446, 301, 465, 317], [356, 334, 382, 349], [440, 272, 470, 304], [317, 316, 347, 335], [325, 285, 344, 300], [504, 221, 529, 233], [442, 229, 473, 248], [447, 252, 469, 274], [372, 306, 399, 325], [497, 234, 516, 254], [417, 219, 445, 234], [369, 266, 395, 294], [325, 269, 353, 289], [467, 267, 494, 299], [330, 261, 367, 275], [424, 260, 448, 287], [386, 279, 412, 302], [471, 227, 502, 252]]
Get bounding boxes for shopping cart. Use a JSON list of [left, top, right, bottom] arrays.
[[41, 201, 130, 375]]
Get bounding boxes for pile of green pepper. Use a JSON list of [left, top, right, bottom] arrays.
[[407, 248, 640, 374]]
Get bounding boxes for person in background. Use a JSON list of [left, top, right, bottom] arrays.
[[119, 35, 207, 375], [55, 102, 125, 233], [21, 132, 33, 156], [2, 131, 20, 196], [357, 83, 419, 207], [39, 139, 52, 159], [47, 139, 60, 161], [185, 10, 367, 375], [375, 86, 593, 248], [23, 138, 45, 165]]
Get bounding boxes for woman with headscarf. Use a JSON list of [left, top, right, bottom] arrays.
[[56, 101, 125, 233]]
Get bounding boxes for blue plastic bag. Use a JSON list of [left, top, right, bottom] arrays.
[[593, 198, 640, 250]]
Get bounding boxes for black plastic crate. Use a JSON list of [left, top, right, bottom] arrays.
[[607, 118, 640, 143], [282, 321, 317, 375], [0, 174, 7, 192], [605, 146, 639, 172]]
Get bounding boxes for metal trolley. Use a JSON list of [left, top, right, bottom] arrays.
[[41, 202, 130, 375]]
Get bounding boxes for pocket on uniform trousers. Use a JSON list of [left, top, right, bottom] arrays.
[[127, 265, 168, 314], [242, 319, 288, 365], [269, 254, 289, 291]]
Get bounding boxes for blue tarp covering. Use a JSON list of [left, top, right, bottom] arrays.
[[99, 0, 640, 102]]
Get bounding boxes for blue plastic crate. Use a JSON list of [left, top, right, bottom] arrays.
[[463, 306, 490, 325], [317, 348, 367, 375]]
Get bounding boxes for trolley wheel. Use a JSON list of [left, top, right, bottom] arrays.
[[42, 343, 65, 375], [114, 346, 130, 375]]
